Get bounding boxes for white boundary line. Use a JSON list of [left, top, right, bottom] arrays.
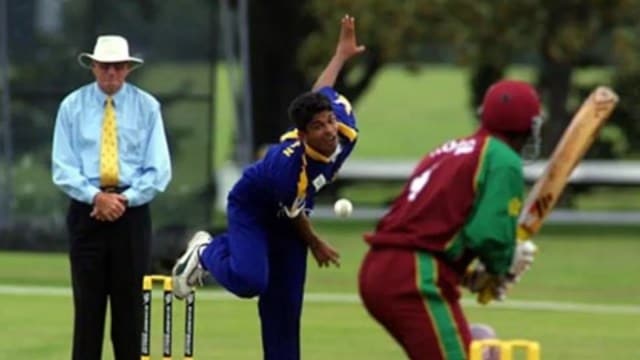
[[1, 284, 638, 315]]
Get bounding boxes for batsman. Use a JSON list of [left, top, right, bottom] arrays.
[[359, 80, 539, 359]]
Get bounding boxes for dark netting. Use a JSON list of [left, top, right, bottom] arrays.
[[0, 0, 219, 272]]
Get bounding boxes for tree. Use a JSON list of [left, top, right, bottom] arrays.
[[247, 1, 387, 153], [300, 0, 640, 157], [247, 0, 443, 153], [246, 0, 640, 157], [247, 1, 315, 152], [606, 2, 640, 156]]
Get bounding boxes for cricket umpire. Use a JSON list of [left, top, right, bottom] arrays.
[[52, 35, 171, 359]]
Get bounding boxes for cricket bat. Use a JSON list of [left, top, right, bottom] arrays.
[[517, 86, 619, 240], [478, 86, 619, 304]]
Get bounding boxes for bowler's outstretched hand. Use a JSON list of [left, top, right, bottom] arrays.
[[336, 15, 366, 61]]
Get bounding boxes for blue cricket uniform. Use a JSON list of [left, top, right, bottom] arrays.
[[200, 86, 358, 360]]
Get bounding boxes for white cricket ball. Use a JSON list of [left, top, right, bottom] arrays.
[[333, 198, 353, 218]]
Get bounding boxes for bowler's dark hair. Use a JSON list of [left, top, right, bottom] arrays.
[[288, 91, 332, 131]]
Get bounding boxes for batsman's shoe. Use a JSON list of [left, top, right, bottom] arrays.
[[172, 230, 211, 299]]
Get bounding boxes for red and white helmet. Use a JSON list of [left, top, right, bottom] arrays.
[[480, 80, 541, 134]]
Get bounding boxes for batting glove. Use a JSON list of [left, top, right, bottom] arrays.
[[463, 262, 509, 304], [508, 240, 537, 282]]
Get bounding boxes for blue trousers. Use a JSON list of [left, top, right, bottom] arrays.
[[200, 201, 308, 360]]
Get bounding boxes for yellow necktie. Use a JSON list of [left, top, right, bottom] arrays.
[[99, 97, 119, 187]]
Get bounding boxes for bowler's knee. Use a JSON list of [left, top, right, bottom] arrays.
[[233, 270, 268, 298]]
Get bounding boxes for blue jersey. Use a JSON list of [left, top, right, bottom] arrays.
[[228, 86, 358, 222]]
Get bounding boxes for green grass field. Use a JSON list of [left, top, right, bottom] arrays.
[[1, 223, 639, 359]]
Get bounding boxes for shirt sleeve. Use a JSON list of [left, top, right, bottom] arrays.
[[317, 86, 358, 142], [463, 165, 523, 275], [267, 143, 308, 218], [122, 102, 172, 206], [51, 100, 101, 204]]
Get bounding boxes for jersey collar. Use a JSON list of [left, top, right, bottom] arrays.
[[304, 142, 342, 163]]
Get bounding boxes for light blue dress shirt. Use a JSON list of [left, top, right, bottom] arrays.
[[52, 82, 172, 206]]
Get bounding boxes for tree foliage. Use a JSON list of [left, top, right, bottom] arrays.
[[606, 2, 640, 156], [300, 0, 640, 156]]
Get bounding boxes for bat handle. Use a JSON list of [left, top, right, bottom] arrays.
[[516, 225, 532, 242]]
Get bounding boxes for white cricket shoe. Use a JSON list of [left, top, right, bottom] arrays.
[[172, 231, 211, 299]]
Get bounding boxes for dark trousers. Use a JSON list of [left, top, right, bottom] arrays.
[[200, 200, 308, 360], [67, 199, 151, 360]]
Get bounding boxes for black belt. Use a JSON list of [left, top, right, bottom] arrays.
[[100, 186, 130, 194]]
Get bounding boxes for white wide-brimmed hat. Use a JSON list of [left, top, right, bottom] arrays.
[[77, 35, 144, 70]]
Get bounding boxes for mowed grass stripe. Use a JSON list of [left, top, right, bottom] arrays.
[[1, 284, 638, 315]]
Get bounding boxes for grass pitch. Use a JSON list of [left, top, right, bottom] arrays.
[[0, 222, 638, 359]]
